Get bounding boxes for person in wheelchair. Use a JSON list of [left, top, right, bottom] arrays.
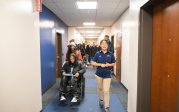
[[60, 53, 86, 103]]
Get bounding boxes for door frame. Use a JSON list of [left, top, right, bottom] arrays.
[[114, 33, 122, 82], [111, 35, 114, 49], [55, 32, 62, 78], [137, 0, 179, 112]]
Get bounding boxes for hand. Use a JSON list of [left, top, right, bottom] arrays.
[[101, 64, 106, 68], [105, 63, 110, 67], [62, 72, 66, 75], [74, 72, 80, 77]]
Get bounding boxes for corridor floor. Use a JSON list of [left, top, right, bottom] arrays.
[[42, 66, 128, 112]]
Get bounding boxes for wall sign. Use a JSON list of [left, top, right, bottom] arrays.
[[36, 0, 42, 12]]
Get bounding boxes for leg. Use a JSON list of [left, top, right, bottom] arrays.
[[60, 76, 70, 96], [71, 76, 81, 102], [73, 76, 81, 97], [95, 75, 103, 101], [103, 78, 111, 108]]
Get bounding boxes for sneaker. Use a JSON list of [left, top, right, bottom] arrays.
[[60, 96, 66, 101], [99, 99, 103, 108], [105, 107, 109, 112], [71, 96, 78, 103]]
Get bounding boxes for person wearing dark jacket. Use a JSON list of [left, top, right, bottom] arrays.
[[104, 35, 114, 53], [85, 45, 91, 63], [60, 53, 86, 102]]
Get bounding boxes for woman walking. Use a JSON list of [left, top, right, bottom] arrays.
[[91, 39, 116, 112]]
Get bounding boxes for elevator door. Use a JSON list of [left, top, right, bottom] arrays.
[[151, 1, 179, 112]]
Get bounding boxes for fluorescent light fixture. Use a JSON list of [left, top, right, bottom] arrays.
[[76, 1, 97, 9], [83, 22, 96, 26], [86, 31, 95, 33]]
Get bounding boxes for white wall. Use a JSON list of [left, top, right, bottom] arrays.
[[111, 0, 149, 112], [98, 30, 105, 44], [85, 38, 98, 45], [112, 9, 130, 93], [97, 27, 111, 44], [68, 27, 75, 43], [68, 27, 84, 44], [104, 27, 111, 36], [0, 0, 42, 112], [74, 30, 84, 44]]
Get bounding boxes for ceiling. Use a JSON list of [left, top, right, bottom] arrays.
[[76, 27, 104, 38], [43, 0, 129, 27]]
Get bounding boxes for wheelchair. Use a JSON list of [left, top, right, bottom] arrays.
[[59, 72, 85, 103]]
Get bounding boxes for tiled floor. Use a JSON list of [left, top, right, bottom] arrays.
[[42, 66, 128, 112]]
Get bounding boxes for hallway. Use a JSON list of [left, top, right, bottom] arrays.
[[42, 66, 127, 112], [1, 0, 179, 112]]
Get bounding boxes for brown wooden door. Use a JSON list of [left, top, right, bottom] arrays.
[[56, 33, 62, 78], [111, 35, 114, 49], [151, 1, 179, 112], [115, 33, 122, 81]]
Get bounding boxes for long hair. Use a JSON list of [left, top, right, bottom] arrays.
[[68, 53, 78, 67], [66, 45, 76, 61]]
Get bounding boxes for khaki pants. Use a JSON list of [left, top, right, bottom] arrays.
[[95, 75, 111, 108]]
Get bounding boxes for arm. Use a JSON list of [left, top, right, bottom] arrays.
[[76, 50, 82, 61], [91, 61, 102, 67], [78, 51, 83, 61], [61, 62, 67, 73], [78, 63, 86, 75], [90, 52, 103, 67], [74, 63, 86, 77], [106, 54, 116, 67], [91, 61, 115, 67], [105, 62, 116, 67]]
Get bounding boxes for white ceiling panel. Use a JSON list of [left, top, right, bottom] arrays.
[[54, 0, 74, 3], [79, 10, 96, 14], [61, 9, 79, 14], [97, 9, 114, 13], [81, 17, 95, 21], [98, 2, 119, 9], [43, 0, 129, 27], [61, 3, 77, 9], [98, 0, 120, 1]]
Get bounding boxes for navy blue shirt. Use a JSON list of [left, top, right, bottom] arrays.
[[93, 51, 116, 78]]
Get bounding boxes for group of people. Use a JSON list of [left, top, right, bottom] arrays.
[[66, 35, 114, 64], [66, 41, 100, 65], [59, 35, 115, 112]]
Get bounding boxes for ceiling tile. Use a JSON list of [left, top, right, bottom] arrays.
[[98, 2, 119, 9], [43, 0, 129, 26]]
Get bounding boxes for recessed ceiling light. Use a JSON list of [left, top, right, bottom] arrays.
[[83, 22, 96, 26], [76, 2, 97, 9]]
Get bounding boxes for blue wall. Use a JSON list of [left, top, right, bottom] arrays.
[[40, 5, 68, 94]]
